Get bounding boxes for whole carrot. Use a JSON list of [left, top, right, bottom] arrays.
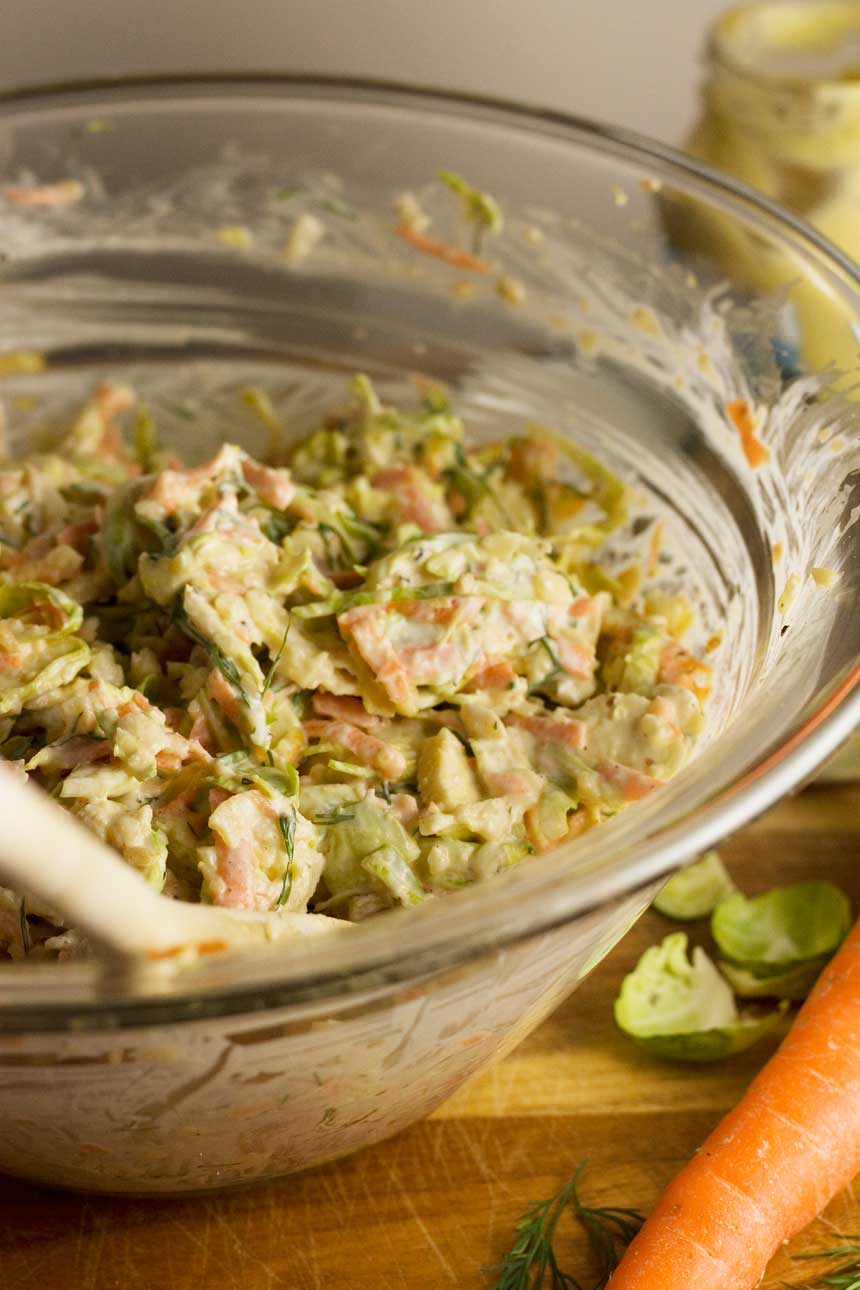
[[608, 919, 860, 1289]]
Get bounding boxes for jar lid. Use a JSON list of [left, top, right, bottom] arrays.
[[705, 2, 860, 160], [712, 1, 860, 86]]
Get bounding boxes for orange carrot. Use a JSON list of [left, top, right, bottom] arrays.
[[608, 919, 860, 1290], [726, 398, 770, 468], [394, 223, 490, 273]]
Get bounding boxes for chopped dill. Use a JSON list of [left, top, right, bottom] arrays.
[[528, 636, 562, 695], [160, 399, 196, 421], [314, 807, 357, 826], [446, 443, 513, 527], [262, 512, 293, 545], [319, 196, 358, 221]]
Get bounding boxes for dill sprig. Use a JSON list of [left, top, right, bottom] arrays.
[[274, 807, 297, 908], [262, 624, 290, 698], [572, 1192, 644, 1285], [18, 897, 30, 956], [487, 1160, 644, 1290], [489, 1174, 580, 1290], [787, 1240, 860, 1289], [173, 603, 250, 707]]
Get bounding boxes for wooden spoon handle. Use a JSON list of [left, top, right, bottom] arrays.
[[0, 768, 171, 957], [0, 770, 352, 960]]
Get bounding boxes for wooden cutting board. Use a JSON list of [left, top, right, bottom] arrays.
[[1, 781, 859, 1290]]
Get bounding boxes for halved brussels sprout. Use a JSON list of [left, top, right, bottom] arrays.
[[718, 957, 827, 1002], [653, 850, 736, 921], [711, 881, 851, 973], [614, 932, 785, 1063]]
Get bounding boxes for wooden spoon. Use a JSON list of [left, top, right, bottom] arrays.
[[0, 769, 350, 961]]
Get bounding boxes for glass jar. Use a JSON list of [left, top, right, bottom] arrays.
[[684, 0, 860, 781]]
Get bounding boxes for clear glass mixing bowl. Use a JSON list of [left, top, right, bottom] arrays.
[[0, 76, 858, 1193]]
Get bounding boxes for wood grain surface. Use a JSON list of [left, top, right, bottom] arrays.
[[1, 782, 859, 1290]]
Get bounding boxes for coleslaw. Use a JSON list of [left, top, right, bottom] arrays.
[[0, 375, 709, 958]]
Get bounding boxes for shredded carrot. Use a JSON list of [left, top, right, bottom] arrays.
[[565, 807, 590, 838], [146, 939, 227, 960], [601, 761, 660, 801], [608, 919, 860, 1290], [394, 223, 490, 273], [726, 398, 770, 468], [772, 541, 784, 564], [659, 641, 713, 702], [312, 692, 379, 729], [3, 179, 84, 208], [465, 658, 517, 691], [645, 519, 664, 578]]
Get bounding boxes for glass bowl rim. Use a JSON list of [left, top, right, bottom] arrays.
[[0, 71, 858, 1029]]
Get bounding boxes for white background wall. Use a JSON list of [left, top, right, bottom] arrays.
[[0, 1, 729, 145]]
